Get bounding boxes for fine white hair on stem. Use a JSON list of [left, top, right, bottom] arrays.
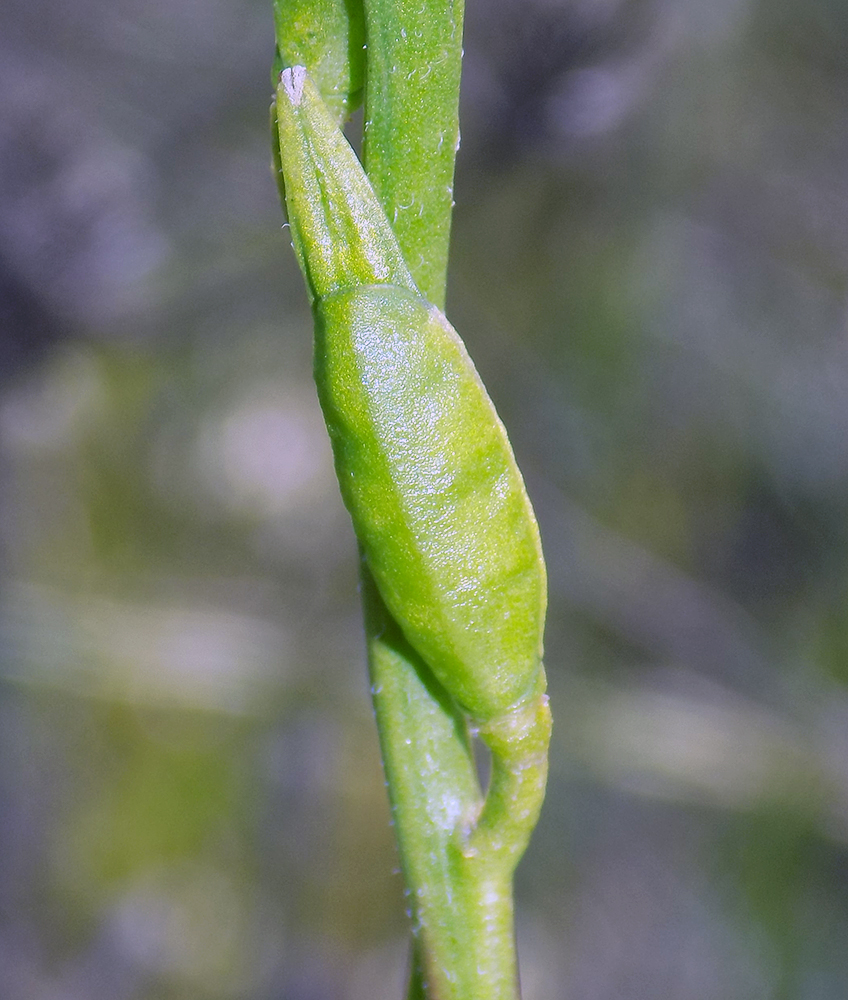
[[281, 65, 307, 105]]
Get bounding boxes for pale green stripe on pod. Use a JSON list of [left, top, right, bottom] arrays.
[[276, 67, 546, 721]]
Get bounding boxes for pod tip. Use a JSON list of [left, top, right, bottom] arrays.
[[280, 65, 307, 106]]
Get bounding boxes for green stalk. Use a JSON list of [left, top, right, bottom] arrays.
[[357, 3, 483, 995], [273, 0, 365, 123], [357, 2, 496, 993], [358, 4, 541, 997], [272, 4, 549, 997], [273, 3, 489, 993], [361, 571, 486, 999], [362, 0, 464, 308]]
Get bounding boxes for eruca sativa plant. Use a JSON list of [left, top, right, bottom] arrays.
[[271, 4, 550, 997]]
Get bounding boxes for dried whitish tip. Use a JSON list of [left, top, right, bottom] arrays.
[[280, 65, 307, 106]]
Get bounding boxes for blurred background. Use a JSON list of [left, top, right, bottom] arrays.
[[2, 0, 848, 996]]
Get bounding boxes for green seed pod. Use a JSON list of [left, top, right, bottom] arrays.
[[316, 286, 545, 719], [276, 67, 546, 721]]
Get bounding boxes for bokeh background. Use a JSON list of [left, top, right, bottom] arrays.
[[3, 0, 848, 996]]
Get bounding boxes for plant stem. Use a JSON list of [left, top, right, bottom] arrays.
[[362, 0, 464, 308], [359, 2, 470, 994], [357, 4, 542, 997]]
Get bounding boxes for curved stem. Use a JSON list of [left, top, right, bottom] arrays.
[[469, 677, 552, 870]]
